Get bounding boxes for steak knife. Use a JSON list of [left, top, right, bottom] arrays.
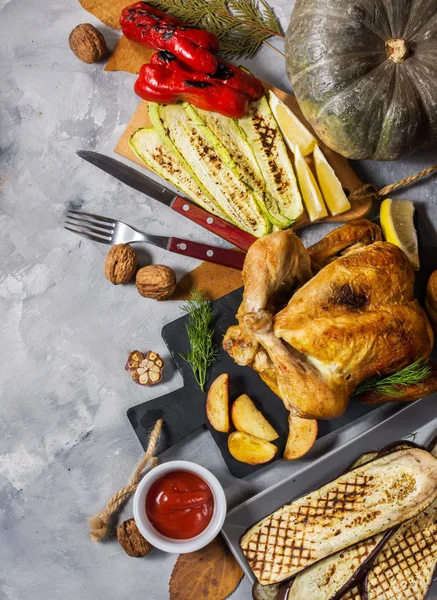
[[77, 150, 256, 252]]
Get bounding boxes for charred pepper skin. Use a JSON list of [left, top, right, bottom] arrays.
[[120, 2, 219, 73], [134, 62, 251, 118], [151, 51, 264, 101]]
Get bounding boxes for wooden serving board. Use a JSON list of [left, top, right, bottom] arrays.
[[115, 82, 371, 230]]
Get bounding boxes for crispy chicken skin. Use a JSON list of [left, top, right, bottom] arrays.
[[308, 218, 381, 268], [223, 220, 435, 420]]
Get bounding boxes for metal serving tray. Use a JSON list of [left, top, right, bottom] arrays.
[[222, 394, 437, 591]]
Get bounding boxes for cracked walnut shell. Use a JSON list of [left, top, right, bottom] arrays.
[[105, 244, 137, 285], [117, 518, 152, 558], [69, 24, 108, 64], [136, 265, 176, 300], [126, 350, 164, 385]]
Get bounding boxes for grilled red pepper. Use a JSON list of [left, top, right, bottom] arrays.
[[134, 62, 251, 118], [151, 51, 264, 101], [120, 2, 219, 73]]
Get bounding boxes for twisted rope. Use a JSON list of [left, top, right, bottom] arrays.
[[88, 418, 163, 541], [349, 163, 437, 203]]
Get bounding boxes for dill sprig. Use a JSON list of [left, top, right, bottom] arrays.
[[147, 0, 284, 59], [354, 360, 432, 398], [180, 289, 218, 391]]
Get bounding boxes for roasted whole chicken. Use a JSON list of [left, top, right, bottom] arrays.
[[223, 220, 437, 420]]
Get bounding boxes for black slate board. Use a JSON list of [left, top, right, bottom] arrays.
[[127, 213, 437, 478]]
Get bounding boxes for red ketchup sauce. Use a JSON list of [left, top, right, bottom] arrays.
[[146, 470, 214, 539]]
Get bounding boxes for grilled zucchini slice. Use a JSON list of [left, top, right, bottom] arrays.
[[184, 104, 266, 196], [237, 95, 303, 227], [183, 103, 238, 176], [151, 103, 271, 237], [129, 127, 226, 218]]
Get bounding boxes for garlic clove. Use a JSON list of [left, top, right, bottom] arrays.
[[139, 373, 149, 384]]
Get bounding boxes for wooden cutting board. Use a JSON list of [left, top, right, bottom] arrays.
[[115, 82, 370, 229], [114, 83, 371, 299]]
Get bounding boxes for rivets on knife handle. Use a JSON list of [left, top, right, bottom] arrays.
[[183, 204, 190, 211], [207, 217, 214, 224], [178, 242, 187, 250], [206, 250, 214, 257]]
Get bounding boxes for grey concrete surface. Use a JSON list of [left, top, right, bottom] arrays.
[[1, 0, 437, 598]]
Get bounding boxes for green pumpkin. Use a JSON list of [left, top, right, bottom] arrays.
[[285, 0, 437, 160]]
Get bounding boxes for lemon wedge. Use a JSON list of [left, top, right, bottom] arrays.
[[313, 146, 351, 216], [380, 198, 420, 270], [294, 146, 328, 222], [268, 90, 317, 156]]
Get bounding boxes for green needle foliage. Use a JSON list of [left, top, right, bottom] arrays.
[[354, 360, 432, 398], [180, 289, 218, 391], [147, 0, 284, 59]]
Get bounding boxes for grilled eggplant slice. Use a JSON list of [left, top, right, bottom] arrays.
[[286, 450, 390, 600], [129, 127, 225, 219], [363, 437, 437, 600], [241, 448, 437, 586], [150, 102, 271, 237], [363, 499, 437, 600], [288, 534, 387, 600], [252, 450, 377, 600], [254, 442, 429, 599], [237, 95, 303, 227], [251, 444, 425, 599]]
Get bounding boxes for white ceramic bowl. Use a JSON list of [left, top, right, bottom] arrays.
[[133, 460, 227, 553]]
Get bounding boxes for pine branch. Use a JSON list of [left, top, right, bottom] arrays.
[[146, 0, 284, 59]]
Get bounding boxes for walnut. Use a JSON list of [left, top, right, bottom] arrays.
[[117, 518, 152, 558], [69, 24, 107, 64], [136, 265, 176, 300], [105, 244, 137, 285]]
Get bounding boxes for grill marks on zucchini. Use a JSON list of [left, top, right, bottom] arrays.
[[186, 105, 266, 197], [238, 96, 303, 227], [153, 103, 271, 237], [129, 127, 225, 218]]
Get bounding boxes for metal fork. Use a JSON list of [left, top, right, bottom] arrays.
[[64, 210, 245, 270]]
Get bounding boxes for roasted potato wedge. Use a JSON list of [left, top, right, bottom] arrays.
[[206, 373, 230, 432], [231, 394, 279, 441], [283, 415, 318, 460], [228, 432, 278, 465]]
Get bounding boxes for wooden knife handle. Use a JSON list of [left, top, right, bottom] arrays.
[[171, 196, 256, 252], [168, 237, 245, 270]]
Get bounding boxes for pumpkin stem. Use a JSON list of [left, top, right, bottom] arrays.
[[386, 38, 410, 63]]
